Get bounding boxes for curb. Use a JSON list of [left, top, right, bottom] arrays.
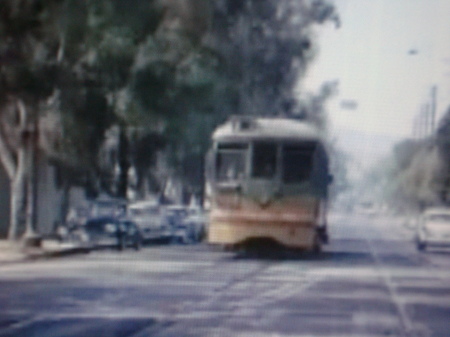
[[0, 245, 91, 265], [27, 247, 91, 259]]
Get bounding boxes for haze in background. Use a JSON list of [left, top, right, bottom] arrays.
[[303, 0, 450, 169]]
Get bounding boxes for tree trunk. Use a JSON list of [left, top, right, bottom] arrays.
[[58, 179, 70, 225], [4, 99, 37, 241], [8, 146, 27, 240], [24, 125, 38, 237], [116, 126, 129, 199]]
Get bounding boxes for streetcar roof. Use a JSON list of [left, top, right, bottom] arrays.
[[213, 117, 322, 142]]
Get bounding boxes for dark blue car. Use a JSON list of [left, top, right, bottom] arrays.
[[83, 217, 142, 251]]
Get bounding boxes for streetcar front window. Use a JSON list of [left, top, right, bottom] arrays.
[[216, 143, 247, 182], [282, 144, 314, 183], [252, 142, 277, 179]]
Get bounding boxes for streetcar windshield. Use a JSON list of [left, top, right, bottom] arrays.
[[282, 144, 315, 183], [252, 142, 277, 179], [216, 143, 248, 182]]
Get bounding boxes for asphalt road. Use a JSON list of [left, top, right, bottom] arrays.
[[0, 212, 449, 337]]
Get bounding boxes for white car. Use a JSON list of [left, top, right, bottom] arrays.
[[128, 201, 171, 241], [416, 207, 450, 251], [169, 207, 208, 244], [182, 208, 209, 243]]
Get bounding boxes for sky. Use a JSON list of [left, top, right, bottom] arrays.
[[302, 0, 450, 165]]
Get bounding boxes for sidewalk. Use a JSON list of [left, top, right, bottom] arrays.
[[0, 240, 27, 263], [0, 239, 89, 264]]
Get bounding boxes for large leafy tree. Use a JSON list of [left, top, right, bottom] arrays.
[[0, 0, 214, 238], [208, 0, 339, 116]]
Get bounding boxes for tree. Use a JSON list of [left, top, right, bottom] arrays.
[[0, 0, 168, 238], [0, 0, 65, 239], [377, 137, 445, 212], [207, 0, 339, 116], [436, 106, 450, 202], [120, 2, 226, 201]]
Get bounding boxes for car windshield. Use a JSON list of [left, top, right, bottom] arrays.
[[129, 207, 159, 217], [166, 209, 187, 217]]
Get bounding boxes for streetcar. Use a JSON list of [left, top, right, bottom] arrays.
[[205, 116, 332, 252]]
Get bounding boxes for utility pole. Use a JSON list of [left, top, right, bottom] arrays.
[[412, 86, 438, 139], [413, 114, 419, 139], [423, 102, 433, 137], [418, 105, 427, 139], [430, 85, 437, 134]]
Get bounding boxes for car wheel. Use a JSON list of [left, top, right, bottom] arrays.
[[417, 240, 426, 251], [118, 237, 125, 251], [198, 227, 206, 242], [191, 230, 199, 244], [134, 236, 142, 251], [176, 235, 186, 245], [186, 227, 195, 244]]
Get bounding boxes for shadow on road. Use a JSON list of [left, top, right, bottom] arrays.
[[226, 241, 375, 265], [421, 248, 450, 256]]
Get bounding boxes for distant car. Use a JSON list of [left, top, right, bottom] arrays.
[[416, 207, 450, 251], [164, 205, 189, 227], [128, 201, 171, 241], [176, 208, 209, 244], [164, 205, 190, 243], [83, 217, 142, 251]]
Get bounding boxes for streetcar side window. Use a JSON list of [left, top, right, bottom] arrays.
[[216, 143, 248, 182], [252, 142, 277, 179], [282, 144, 314, 183]]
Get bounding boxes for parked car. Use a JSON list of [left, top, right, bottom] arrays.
[[128, 201, 171, 242], [164, 205, 189, 227], [164, 205, 190, 243], [172, 207, 208, 244], [416, 207, 450, 251], [83, 217, 142, 250], [118, 219, 143, 250]]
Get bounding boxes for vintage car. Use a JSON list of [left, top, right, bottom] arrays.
[[170, 207, 208, 244], [128, 201, 172, 242], [83, 217, 142, 251], [416, 207, 450, 251]]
